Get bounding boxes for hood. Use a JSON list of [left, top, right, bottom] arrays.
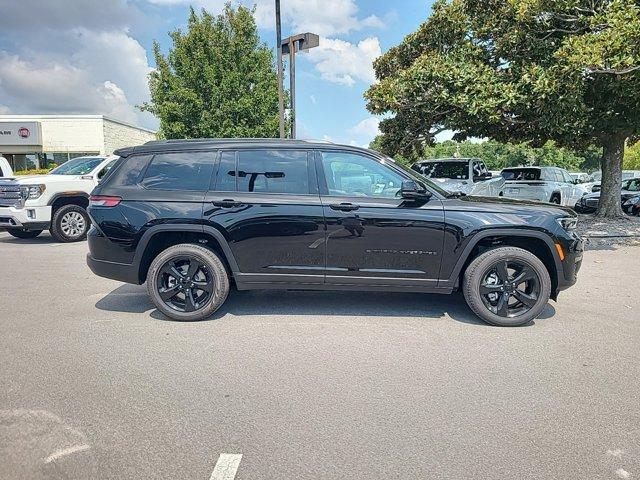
[[11, 174, 85, 184], [453, 194, 576, 216]]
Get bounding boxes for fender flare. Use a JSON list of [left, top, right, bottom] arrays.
[[132, 224, 240, 282], [442, 228, 563, 288], [47, 191, 90, 207]]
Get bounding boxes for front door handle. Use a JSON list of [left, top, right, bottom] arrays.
[[329, 202, 360, 212], [211, 198, 243, 208]]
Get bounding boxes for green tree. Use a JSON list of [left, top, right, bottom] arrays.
[[141, 4, 281, 139], [625, 141, 640, 169], [366, 0, 640, 217]]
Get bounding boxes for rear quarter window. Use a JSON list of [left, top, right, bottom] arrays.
[[103, 154, 152, 187], [141, 152, 215, 191]]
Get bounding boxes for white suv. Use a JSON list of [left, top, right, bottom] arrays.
[[0, 156, 117, 242], [500, 166, 584, 206]]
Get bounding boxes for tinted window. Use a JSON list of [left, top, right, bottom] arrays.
[[626, 179, 640, 192], [97, 159, 117, 180], [142, 152, 214, 191], [231, 150, 310, 194], [216, 151, 236, 191], [501, 168, 541, 181], [415, 161, 469, 179], [50, 156, 104, 175], [105, 155, 151, 187], [321, 151, 404, 198]]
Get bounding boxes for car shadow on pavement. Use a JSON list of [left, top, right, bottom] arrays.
[[0, 232, 59, 244], [95, 283, 556, 327]]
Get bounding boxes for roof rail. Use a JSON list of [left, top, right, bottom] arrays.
[[144, 138, 335, 145]]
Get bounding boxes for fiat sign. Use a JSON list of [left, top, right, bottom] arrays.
[[0, 122, 41, 146]]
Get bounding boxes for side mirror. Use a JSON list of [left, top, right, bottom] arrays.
[[400, 180, 432, 200]]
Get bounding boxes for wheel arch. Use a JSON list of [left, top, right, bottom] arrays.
[[49, 192, 90, 212], [133, 225, 239, 284], [446, 229, 562, 300]]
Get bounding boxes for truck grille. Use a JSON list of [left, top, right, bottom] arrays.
[[0, 184, 24, 208]]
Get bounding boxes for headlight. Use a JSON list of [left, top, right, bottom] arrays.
[[556, 216, 577, 231], [623, 197, 640, 206], [21, 184, 46, 199]]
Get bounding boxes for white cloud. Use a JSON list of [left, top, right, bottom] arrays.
[[253, 0, 383, 37], [306, 37, 381, 86], [0, 24, 156, 129], [349, 117, 380, 138]]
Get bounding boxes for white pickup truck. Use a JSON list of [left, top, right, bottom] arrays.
[[0, 155, 117, 242], [0, 156, 13, 178]]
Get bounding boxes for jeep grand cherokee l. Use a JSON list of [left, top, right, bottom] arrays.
[[86, 139, 583, 327]]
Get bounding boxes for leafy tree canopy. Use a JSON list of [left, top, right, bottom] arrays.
[[366, 0, 640, 216], [141, 4, 280, 139]]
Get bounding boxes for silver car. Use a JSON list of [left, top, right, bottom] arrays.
[[500, 166, 584, 206], [411, 158, 504, 196]]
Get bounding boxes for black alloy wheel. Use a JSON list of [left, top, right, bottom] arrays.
[[479, 260, 540, 318], [156, 256, 215, 313]]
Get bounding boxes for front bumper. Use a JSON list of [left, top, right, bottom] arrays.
[[0, 205, 52, 230]]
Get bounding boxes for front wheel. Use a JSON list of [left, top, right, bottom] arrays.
[[146, 243, 230, 321], [50, 205, 90, 242], [463, 246, 551, 327], [6, 229, 43, 239]]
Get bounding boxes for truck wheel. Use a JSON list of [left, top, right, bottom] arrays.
[[463, 246, 551, 327], [146, 243, 230, 321], [6, 229, 42, 239], [50, 205, 90, 242]]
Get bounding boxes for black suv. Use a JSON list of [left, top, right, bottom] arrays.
[[86, 139, 583, 326]]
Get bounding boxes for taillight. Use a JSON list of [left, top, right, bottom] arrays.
[[90, 195, 121, 207]]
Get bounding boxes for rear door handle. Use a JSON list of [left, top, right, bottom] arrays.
[[329, 202, 360, 212], [211, 198, 243, 208]]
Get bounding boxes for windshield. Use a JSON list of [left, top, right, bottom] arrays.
[[386, 157, 452, 197], [414, 161, 469, 180], [50, 157, 104, 175], [501, 168, 541, 181]]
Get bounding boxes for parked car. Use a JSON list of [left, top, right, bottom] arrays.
[[569, 172, 596, 194], [86, 139, 583, 327], [623, 195, 640, 216], [591, 170, 640, 192], [0, 156, 13, 178], [0, 155, 117, 241], [411, 158, 504, 196], [500, 166, 584, 206], [574, 177, 640, 214]]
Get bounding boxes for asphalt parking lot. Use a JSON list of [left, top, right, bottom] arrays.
[[1, 231, 639, 480]]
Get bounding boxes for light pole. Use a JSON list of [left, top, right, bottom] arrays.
[[282, 32, 319, 138], [275, 0, 285, 138]]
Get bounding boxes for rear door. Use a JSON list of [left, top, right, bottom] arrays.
[[203, 148, 326, 285], [317, 149, 444, 288]]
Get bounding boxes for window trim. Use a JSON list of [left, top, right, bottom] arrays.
[[212, 148, 318, 196]]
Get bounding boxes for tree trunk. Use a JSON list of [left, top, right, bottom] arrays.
[[596, 134, 626, 218]]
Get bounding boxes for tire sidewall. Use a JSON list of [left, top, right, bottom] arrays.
[[147, 244, 229, 321], [51, 205, 90, 242], [463, 247, 551, 327]]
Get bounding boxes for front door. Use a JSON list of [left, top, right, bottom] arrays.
[[317, 150, 445, 288], [203, 148, 326, 286]]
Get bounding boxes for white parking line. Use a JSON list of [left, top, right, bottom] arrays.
[[44, 444, 91, 463], [209, 453, 242, 480]]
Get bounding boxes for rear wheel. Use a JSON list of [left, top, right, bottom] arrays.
[[146, 243, 230, 321], [6, 229, 42, 239], [50, 204, 90, 242], [550, 194, 561, 204], [463, 246, 551, 327]]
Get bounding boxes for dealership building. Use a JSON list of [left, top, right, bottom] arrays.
[[0, 115, 156, 171]]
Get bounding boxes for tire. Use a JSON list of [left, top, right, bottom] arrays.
[[146, 243, 230, 321], [6, 229, 42, 239], [50, 204, 90, 242], [462, 246, 551, 327], [550, 194, 561, 204]]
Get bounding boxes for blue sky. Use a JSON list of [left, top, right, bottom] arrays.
[[0, 0, 437, 146]]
